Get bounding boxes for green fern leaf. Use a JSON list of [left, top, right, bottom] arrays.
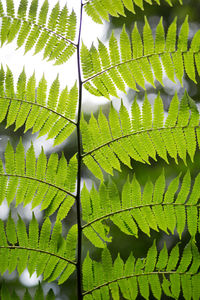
[[7, 68, 26, 128], [156, 243, 168, 270], [177, 242, 192, 272], [0, 67, 77, 145], [6, 0, 15, 17], [143, 17, 154, 56], [28, 0, 38, 22], [0, 215, 77, 282], [83, 0, 181, 23], [82, 169, 200, 245], [145, 240, 157, 272], [155, 17, 164, 52], [0, 141, 77, 218], [82, 92, 200, 179], [24, 25, 40, 54], [81, 16, 200, 97], [37, 0, 48, 25], [0, 0, 76, 64], [152, 170, 168, 233], [83, 241, 198, 299]]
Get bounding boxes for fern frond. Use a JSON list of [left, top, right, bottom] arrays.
[[81, 91, 199, 180], [0, 214, 77, 283], [81, 17, 200, 98], [83, 241, 200, 299], [0, 67, 78, 145], [0, 283, 55, 300], [83, 0, 182, 23], [0, 140, 77, 219], [0, 0, 77, 64], [82, 170, 200, 245]]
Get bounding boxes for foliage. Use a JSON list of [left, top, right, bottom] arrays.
[[0, 0, 200, 299]]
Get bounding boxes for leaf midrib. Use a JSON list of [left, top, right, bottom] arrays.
[[82, 49, 200, 83], [0, 173, 76, 198], [82, 201, 200, 229], [82, 125, 199, 158], [1, 15, 77, 47], [1, 96, 77, 125], [0, 245, 76, 265], [83, 270, 196, 295]]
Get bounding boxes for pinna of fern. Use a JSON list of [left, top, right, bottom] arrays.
[[0, 66, 78, 146], [81, 91, 200, 181], [81, 16, 199, 99], [83, 0, 183, 24], [0, 213, 77, 285], [81, 169, 200, 248], [0, 139, 77, 220], [82, 241, 200, 300], [0, 0, 77, 65], [1, 282, 55, 300]]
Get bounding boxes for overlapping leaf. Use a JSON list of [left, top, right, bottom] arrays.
[[0, 214, 77, 284], [1, 283, 55, 300], [0, 67, 78, 145], [81, 91, 200, 181], [81, 17, 199, 98], [0, 140, 77, 219], [82, 170, 200, 247], [83, 0, 182, 24], [0, 0, 77, 64], [82, 241, 200, 300]]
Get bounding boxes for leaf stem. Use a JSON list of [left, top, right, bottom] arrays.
[[76, 1, 84, 299]]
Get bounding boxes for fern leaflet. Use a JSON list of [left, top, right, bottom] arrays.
[[81, 91, 199, 180], [83, 0, 183, 23], [81, 171, 200, 246], [0, 140, 77, 219], [0, 214, 77, 283], [0, 0, 77, 64], [81, 17, 200, 98], [82, 241, 200, 299], [0, 66, 78, 145]]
